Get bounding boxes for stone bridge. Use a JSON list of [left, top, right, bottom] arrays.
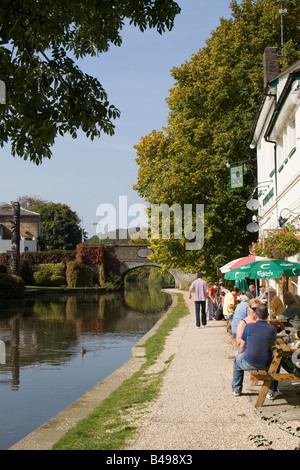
[[107, 244, 196, 288]]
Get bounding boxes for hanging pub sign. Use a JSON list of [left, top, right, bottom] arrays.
[[230, 164, 244, 189]]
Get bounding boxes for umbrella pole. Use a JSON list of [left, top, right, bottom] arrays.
[[267, 279, 270, 319]]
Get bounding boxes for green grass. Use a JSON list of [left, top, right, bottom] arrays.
[[52, 293, 189, 450]]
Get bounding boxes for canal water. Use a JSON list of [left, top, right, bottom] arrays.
[[0, 285, 172, 450]]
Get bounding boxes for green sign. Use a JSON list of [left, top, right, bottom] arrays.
[[263, 187, 274, 206], [230, 164, 244, 189]]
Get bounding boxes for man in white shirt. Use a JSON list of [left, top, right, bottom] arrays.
[[189, 272, 209, 328]]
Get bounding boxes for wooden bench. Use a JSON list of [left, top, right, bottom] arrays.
[[250, 338, 300, 407]]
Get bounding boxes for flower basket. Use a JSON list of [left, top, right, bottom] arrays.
[[250, 224, 300, 259]]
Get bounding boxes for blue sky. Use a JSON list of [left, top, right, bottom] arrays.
[[1, 0, 233, 238]]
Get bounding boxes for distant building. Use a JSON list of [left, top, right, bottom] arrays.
[[0, 203, 41, 253]]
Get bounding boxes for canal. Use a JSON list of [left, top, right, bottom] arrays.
[[0, 284, 172, 450]]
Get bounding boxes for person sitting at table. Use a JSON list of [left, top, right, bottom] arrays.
[[217, 280, 228, 302], [278, 292, 300, 333], [268, 287, 284, 317], [231, 295, 250, 338], [232, 304, 277, 397], [235, 298, 261, 347], [223, 287, 241, 320], [215, 291, 225, 321], [248, 284, 256, 298], [258, 285, 267, 301]]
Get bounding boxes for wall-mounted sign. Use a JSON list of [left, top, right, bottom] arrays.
[[263, 188, 274, 206], [230, 164, 244, 189]]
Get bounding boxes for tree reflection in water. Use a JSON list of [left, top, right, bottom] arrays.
[[0, 285, 172, 450]]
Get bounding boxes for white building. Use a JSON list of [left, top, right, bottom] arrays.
[[0, 203, 41, 253], [250, 49, 300, 294]]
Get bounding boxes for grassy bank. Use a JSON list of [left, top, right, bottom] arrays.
[[52, 293, 189, 450]]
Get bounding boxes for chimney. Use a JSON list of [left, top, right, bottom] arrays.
[[263, 48, 280, 88]]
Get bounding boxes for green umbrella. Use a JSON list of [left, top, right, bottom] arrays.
[[234, 279, 249, 292], [225, 259, 300, 280]]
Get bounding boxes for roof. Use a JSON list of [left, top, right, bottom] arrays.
[[0, 203, 41, 217]]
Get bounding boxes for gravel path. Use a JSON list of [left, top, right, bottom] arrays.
[[127, 290, 300, 451]]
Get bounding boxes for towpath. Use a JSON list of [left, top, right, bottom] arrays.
[[126, 290, 300, 451]]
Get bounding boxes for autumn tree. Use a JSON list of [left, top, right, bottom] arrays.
[[133, 0, 300, 280], [0, 0, 180, 163]]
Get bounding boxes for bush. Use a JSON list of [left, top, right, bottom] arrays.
[[0, 264, 7, 273], [66, 261, 93, 287], [20, 259, 33, 284], [103, 272, 123, 291], [33, 263, 66, 287], [0, 273, 25, 298]]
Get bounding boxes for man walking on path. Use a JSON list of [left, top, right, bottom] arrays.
[[189, 272, 208, 327]]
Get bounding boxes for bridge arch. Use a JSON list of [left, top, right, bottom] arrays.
[[123, 265, 176, 288], [107, 244, 195, 288]]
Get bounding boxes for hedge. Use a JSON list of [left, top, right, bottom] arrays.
[[66, 261, 94, 287], [0, 273, 25, 298]]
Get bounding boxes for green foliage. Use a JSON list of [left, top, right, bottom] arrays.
[[0, 264, 7, 273], [16, 195, 50, 213], [134, 0, 300, 279], [33, 262, 66, 286], [38, 202, 82, 250], [0, 253, 10, 268], [16, 196, 85, 250], [0, 273, 25, 298], [0, 0, 180, 163], [102, 272, 123, 291], [20, 259, 34, 284], [65, 261, 93, 287], [126, 266, 174, 286]]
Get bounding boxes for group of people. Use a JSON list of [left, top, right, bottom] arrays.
[[231, 289, 300, 398], [189, 273, 300, 400]]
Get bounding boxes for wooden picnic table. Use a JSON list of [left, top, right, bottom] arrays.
[[268, 318, 288, 331], [251, 338, 300, 407]]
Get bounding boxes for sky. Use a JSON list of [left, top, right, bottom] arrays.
[[1, 0, 233, 239]]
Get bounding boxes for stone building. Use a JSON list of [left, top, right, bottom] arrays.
[[0, 203, 41, 253]]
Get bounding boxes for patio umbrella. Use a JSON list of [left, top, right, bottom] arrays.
[[226, 259, 300, 319], [234, 279, 249, 292], [220, 256, 267, 274], [225, 259, 300, 280]]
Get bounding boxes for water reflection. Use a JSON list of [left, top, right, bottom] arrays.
[[0, 285, 172, 391], [0, 284, 172, 450]]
